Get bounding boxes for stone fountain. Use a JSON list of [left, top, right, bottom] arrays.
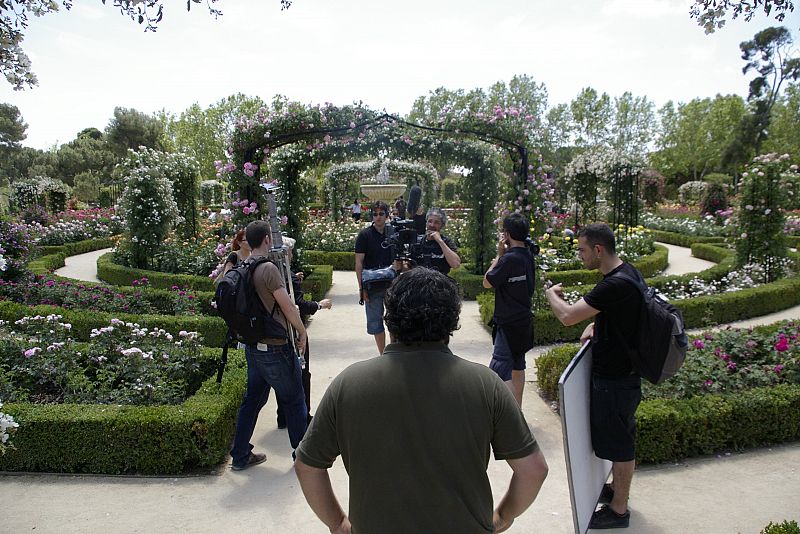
[[360, 162, 406, 203]]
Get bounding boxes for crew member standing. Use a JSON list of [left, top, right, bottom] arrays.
[[354, 201, 394, 354], [544, 222, 644, 529], [483, 212, 535, 407]]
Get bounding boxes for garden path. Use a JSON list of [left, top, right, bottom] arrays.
[[4, 246, 798, 533], [53, 247, 111, 283], [655, 241, 715, 275]]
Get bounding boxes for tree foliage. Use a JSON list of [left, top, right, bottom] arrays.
[[690, 0, 795, 33], [163, 93, 266, 180], [0, 102, 27, 150], [651, 95, 746, 184], [740, 26, 800, 153], [105, 107, 165, 157]]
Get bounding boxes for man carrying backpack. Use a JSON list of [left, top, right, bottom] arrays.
[[544, 222, 644, 530], [229, 220, 309, 470]]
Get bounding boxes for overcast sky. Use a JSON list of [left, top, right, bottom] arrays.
[[3, 0, 799, 150]]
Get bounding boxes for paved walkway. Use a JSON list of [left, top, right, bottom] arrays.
[[4, 246, 797, 533]]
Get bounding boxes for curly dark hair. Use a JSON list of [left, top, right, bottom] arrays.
[[383, 268, 461, 344]]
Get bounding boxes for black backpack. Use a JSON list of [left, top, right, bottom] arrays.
[[215, 256, 288, 346], [614, 271, 689, 385]]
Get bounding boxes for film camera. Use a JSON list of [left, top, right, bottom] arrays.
[[384, 218, 430, 267]]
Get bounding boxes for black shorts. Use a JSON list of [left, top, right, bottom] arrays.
[[590, 373, 642, 462]]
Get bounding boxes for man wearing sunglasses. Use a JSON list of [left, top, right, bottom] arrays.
[[354, 201, 395, 354]]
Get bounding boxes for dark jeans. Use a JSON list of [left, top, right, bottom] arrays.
[[231, 343, 308, 465], [277, 341, 312, 426]]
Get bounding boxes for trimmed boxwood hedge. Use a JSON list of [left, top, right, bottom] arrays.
[[302, 250, 355, 270], [535, 344, 800, 463], [647, 229, 727, 247], [0, 348, 246, 475], [97, 253, 217, 291], [95, 253, 333, 304]]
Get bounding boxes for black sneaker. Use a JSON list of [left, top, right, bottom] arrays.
[[231, 452, 267, 471], [589, 505, 630, 529], [599, 483, 614, 504]]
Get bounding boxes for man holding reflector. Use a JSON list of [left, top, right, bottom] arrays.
[[544, 222, 644, 530]]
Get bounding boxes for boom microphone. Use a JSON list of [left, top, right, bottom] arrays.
[[407, 185, 422, 217]]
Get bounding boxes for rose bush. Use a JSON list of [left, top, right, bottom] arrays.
[[1, 315, 204, 406], [643, 321, 800, 400]]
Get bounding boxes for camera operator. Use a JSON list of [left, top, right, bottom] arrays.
[[355, 201, 394, 355], [419, 207, 461, 275]]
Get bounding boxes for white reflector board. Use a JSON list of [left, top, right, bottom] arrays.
[[559, 342, 612, 534]]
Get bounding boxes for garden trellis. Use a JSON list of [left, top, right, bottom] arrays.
[[221, 102, 550, 274]]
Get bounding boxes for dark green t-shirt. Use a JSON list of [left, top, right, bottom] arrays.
[[296, 342, 538, 534]]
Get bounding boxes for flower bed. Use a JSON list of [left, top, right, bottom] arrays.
[[0, 275, 208, 316], [27, 208, 123, 246], [642, 212, 731, 237], [1, 315, 211, 406], [535, 321, 800, 463], [0, 350, 246, 474]]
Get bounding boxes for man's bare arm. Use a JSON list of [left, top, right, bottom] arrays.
[[493, 449, 549, 532], [545, 284, 600, 326], [295, 460, 351, 534]]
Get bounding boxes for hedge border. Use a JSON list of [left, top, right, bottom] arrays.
[[0, 348, 246, 475], [95, 253, 333, 303], [647, 229, 727, 247], [534, 343, 800, 463]]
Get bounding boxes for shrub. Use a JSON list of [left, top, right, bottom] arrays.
[[73, 171, 100, 203], [200, 180, 224, 206], [703, 173, 731, 187], [736, 154, 792, 282], [535, 343, 579, 400], [440, 178, 459, 202], [640, 169, 666, 207], [678, 181, 709, 205], [762, 521, 800, 534], [117, 166, 182, 270], [0, 220, 33, 281], [302, 250, 355, 270], [701, 182, 728, 215]]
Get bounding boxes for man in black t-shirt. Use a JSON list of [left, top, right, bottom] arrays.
[[544, 222, 643, 530], [483, 212, 535, 408], [418, 207, 461, 275], [355, 201, 394, 354]]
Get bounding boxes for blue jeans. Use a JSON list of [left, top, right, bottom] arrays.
[[364, 288, 386, 334], [231, 343, 308, 465]]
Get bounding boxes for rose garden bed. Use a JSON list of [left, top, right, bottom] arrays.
[[535, 321, 800, 463]]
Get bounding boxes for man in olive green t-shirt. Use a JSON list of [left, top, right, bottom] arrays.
[[295, 268, 548, 533]]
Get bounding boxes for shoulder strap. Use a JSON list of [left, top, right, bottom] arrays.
[[244, 256, 279, 317], [612, 269, 647, 295]]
